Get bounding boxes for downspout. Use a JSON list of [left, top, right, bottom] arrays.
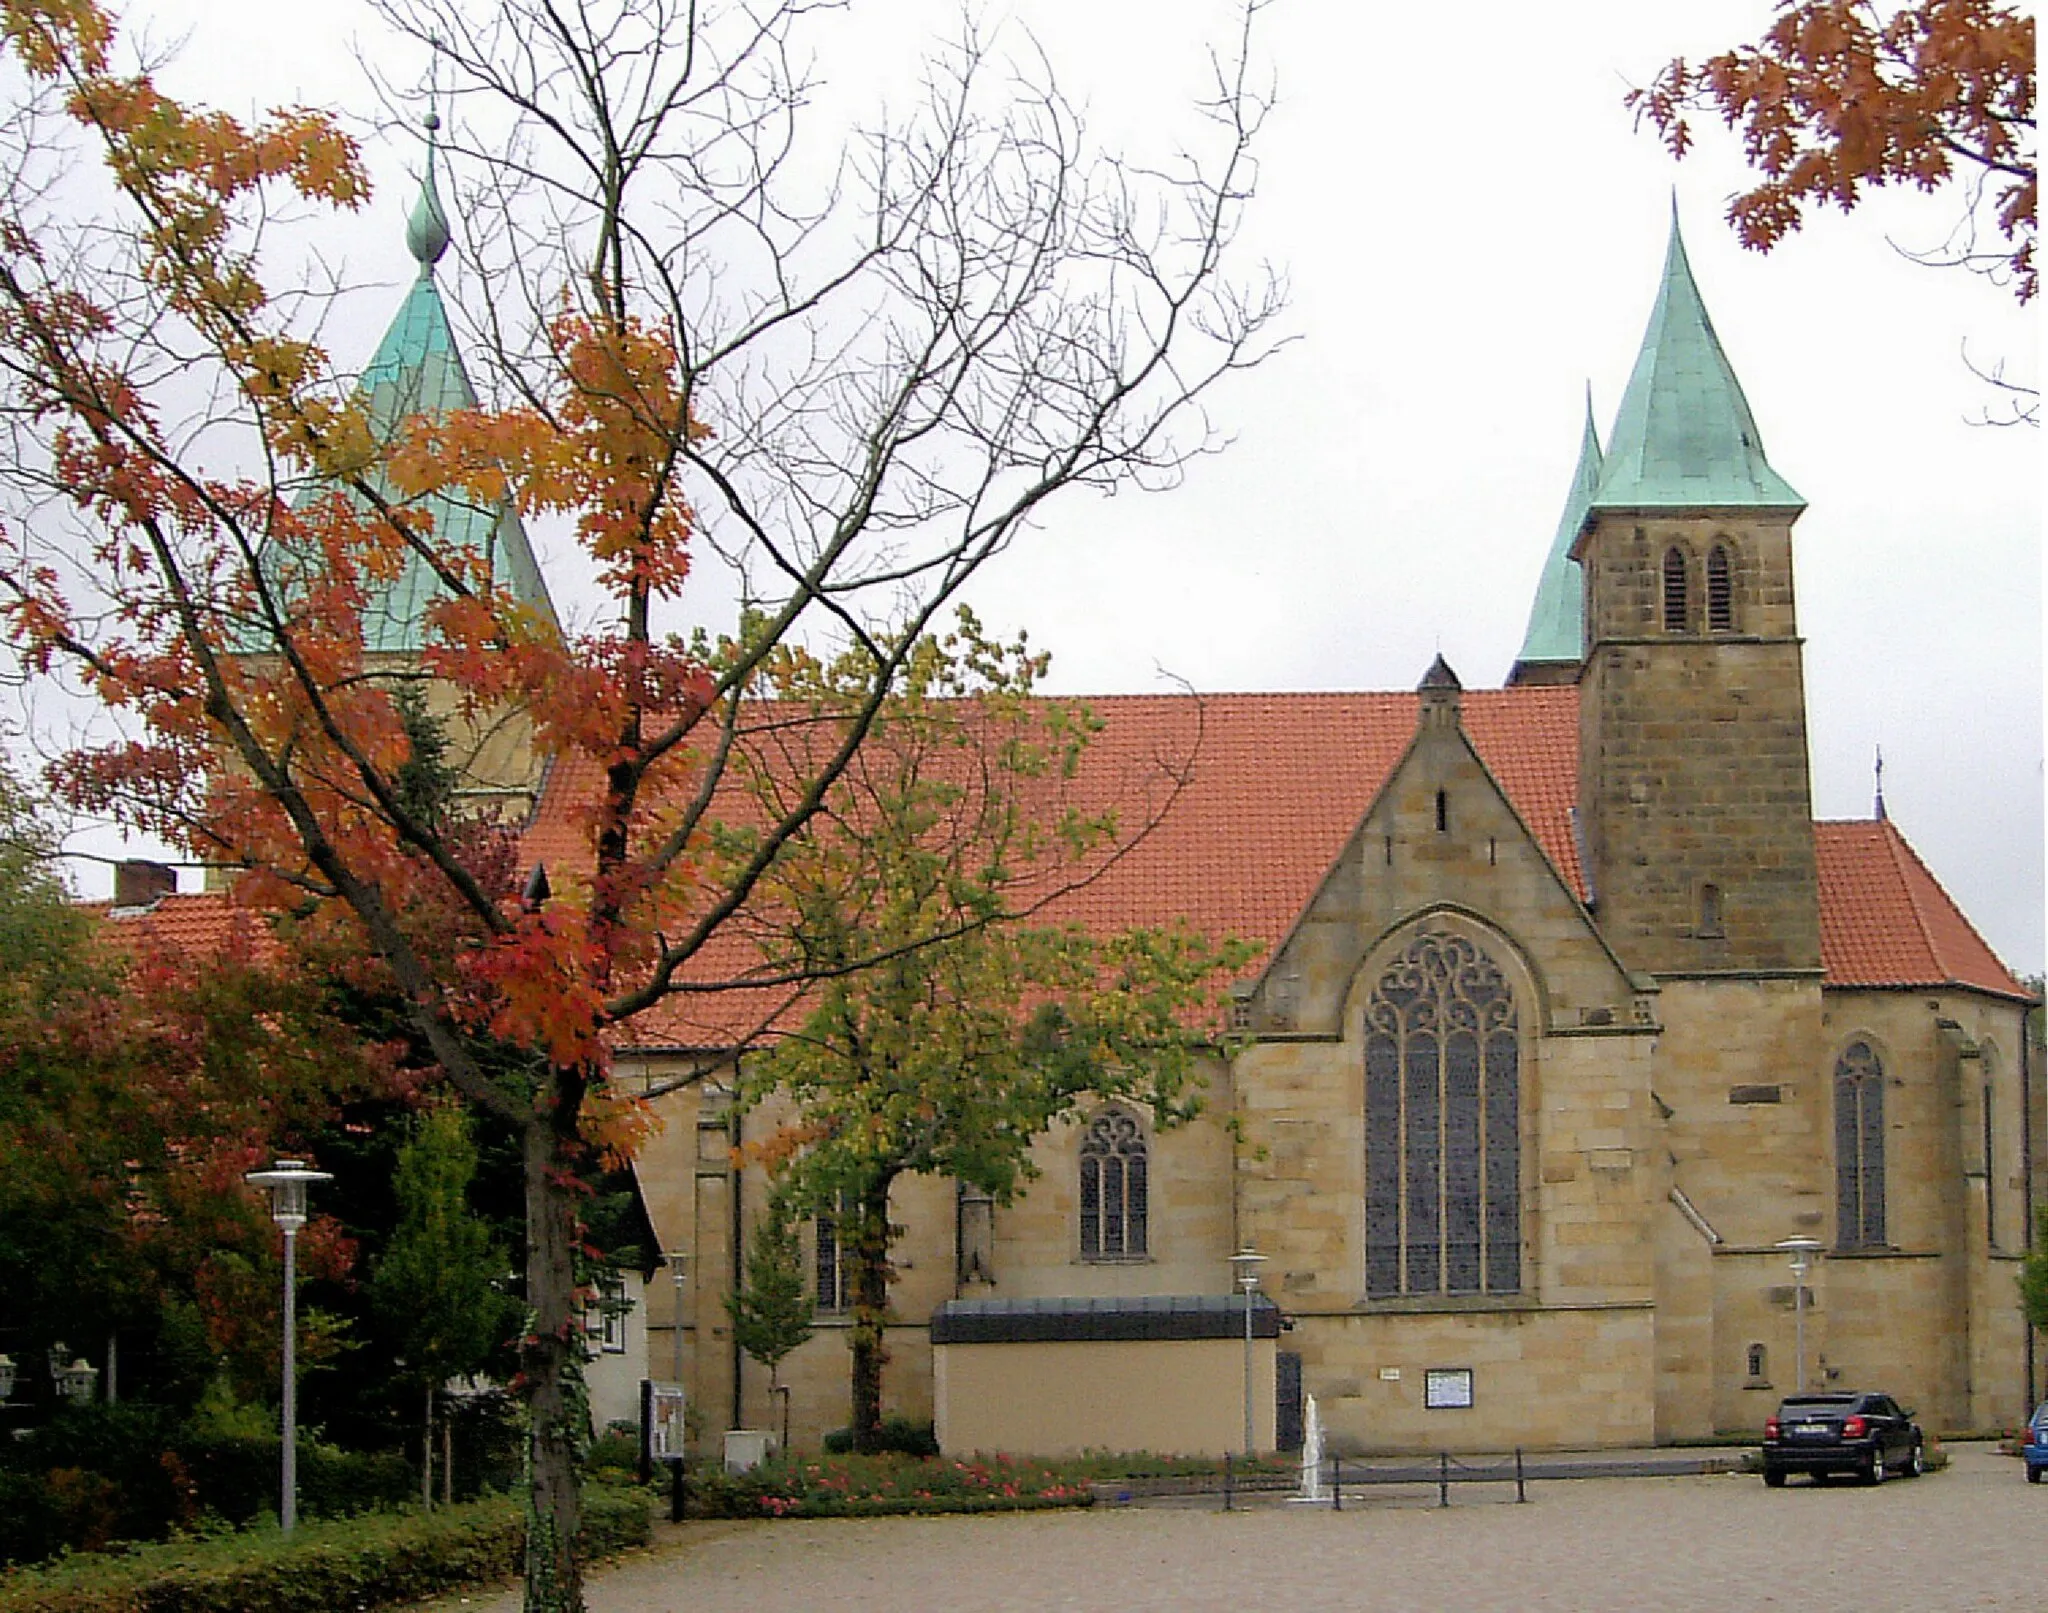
[[729, 1058, 745, 1433], [2019, 1003, 2035, 1409]]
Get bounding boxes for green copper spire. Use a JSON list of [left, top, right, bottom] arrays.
[[1510, 390, 1601, 681], [1589, 211, 1803, 514], [303, 116, 557, 654]]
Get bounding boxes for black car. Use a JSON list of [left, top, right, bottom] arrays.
[[1761, 1391, 1925, 1486]]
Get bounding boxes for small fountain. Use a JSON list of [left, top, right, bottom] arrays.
[[1296, 1393, 1325, 1503]]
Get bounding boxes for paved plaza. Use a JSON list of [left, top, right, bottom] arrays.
[[430, 1444, 2037, 1612]]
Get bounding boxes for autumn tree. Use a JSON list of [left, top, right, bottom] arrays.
[[733, 616, 1250, 1451], [1631, 1, 2037, 303], [0, 761, 372, 1414], [0, 2, 1277, 1605]]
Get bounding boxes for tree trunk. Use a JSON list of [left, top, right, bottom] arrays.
[[422, 1381, 435, 1511], [848, 1177, 893, 1454], [522, 1104, 586, 1613]]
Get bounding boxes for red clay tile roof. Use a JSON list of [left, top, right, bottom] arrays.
[[96, 689, 2029, 1047], [1814, 818, 2027, 1000], [519, 687, 1587, 1048], [87, 890, 276, 960]]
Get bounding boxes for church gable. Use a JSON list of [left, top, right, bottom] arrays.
[[1242, 662, 1641, 1043]]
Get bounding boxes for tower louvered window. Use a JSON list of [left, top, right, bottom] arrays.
[[1080, 1108, 1149, 1259], [1365, 930, 1520, 1298], [1834, 1041, 1886, 1248], [1661, 547, 1690, 631], [1706, 544, 1733, 631]]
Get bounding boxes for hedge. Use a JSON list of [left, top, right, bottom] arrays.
[[0, 1486, 651, 1613], [0, 1410, 415, 1566]]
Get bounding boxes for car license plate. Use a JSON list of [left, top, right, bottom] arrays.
[[1794, 1423, 1828, 1436]]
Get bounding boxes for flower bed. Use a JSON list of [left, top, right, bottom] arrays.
[[688, 1452, 1097, 1519]]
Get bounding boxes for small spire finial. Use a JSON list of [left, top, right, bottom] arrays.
[[1874, 745, 1886, 821], [405, 109, 451, 274]]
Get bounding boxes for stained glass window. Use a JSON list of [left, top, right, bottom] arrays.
[[1834, 1041, 1886, 1248], [1364, 930, 1520, 1297], [1081, 1108, 1149, 1260]]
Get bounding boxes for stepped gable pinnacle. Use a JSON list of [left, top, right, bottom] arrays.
[[329, 115, 558, 653], [1418, 653, 1461, 691], [1588, 211, 1803, 515], [1511, 389, 1601, 677]]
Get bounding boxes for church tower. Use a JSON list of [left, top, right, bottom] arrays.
[[1571, 216, 1820, 976]]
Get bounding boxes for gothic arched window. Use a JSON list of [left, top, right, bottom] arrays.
[[1662, 546, 1690, 632], [1834, 1041, 1886, 1248], [1706, 543, 1734, 631], [1364, 930, 1520, 1298], [1080, 1108, 1148, 1260]]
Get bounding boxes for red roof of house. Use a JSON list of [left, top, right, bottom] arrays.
[[88, 889, 276, 960]]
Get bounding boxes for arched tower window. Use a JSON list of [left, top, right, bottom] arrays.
[[1364, 929, 1520, 1298], [1834, 1041, 1886, 1249], [1746, 1342, 1768, 1381], [1662, 546, 1690, 632], [1080, 1108, 1148, 1260], [1706, 543, 1734, 631]]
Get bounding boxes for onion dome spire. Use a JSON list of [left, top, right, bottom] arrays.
[[404, 111, 451, 275]]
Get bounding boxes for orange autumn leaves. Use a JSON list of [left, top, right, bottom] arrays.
[[1633, 0, 2035, 300]]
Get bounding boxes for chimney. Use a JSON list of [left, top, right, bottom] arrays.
[[112, 859, 176, 909]]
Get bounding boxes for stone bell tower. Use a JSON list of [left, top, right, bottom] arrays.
[[1571, 216, 1820, 977]]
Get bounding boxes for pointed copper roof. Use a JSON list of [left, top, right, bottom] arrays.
[[1512, 392, 1600, 676], [1590, 212, 1803, 514], [312, 118, 557, 653]]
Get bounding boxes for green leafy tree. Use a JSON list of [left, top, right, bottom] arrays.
[[370, 1103, 518, 1507], [735, 614, 1251, 1451], [726, 1201, 814, 1428], [2022, 1205, 2048, 1332]]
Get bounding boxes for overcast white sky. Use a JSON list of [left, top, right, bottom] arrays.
[[100, 0, 2044, 975]]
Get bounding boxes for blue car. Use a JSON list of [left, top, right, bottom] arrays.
[[2027, 1402, 2048, 1484]]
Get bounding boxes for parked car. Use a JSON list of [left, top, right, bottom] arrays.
[[2024, 1402, 2048, 1484], [1761, 1391, 1925, 1487]]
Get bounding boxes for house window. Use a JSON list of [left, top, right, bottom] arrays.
[[1080, 1108, 1149, 1260], [1706, 543, 1733, 631], [1746, 1342, 1767, 1381], [1365, 929, 1520, 1298], [1834, 1041, 1886, 1248], [1662, 547, 1690, 632], [815, 1204, 852, 1312], [596, 1272, 628, 1354]]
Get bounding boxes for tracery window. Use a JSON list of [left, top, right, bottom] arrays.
[[1706, 543, 1734, 631], [1834, 1041, 1886, 1249], [1365, 930, 1520, 1298], [1080, 1108, 1149, 1260], [1662, 547, 1690, 632]]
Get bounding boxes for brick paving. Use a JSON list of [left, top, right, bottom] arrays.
[[426, 1444, 2037, 1612]]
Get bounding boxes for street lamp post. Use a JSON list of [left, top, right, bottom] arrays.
[[1228, 1247, 1267, 1457], [246, 1160, 332, 1534], [1775, 1236, 1823, 1393], [668, 1250, 688, 1384]]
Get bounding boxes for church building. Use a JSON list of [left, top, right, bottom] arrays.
[[148, 163, 2040, 1456], [605, 215, 2040, 1455]]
